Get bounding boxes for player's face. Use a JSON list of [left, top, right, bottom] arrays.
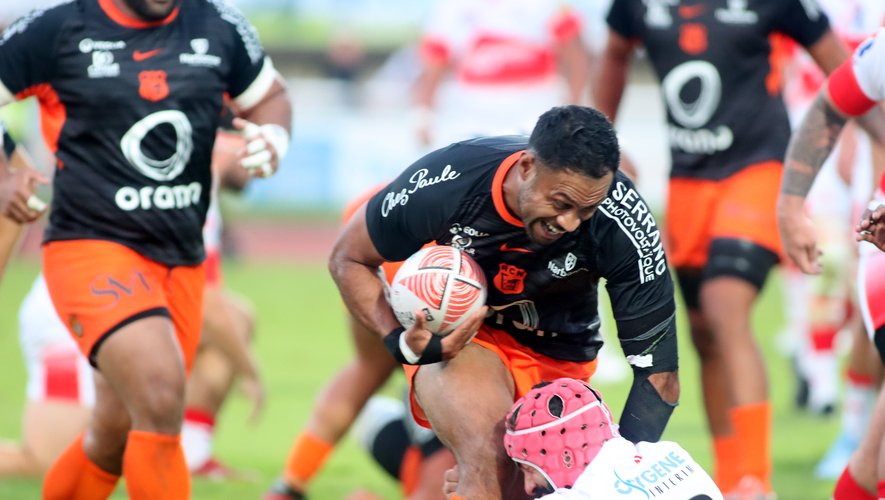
[[516, 160, 613, 245], [122, 0, 179, 21], [518, 464, 555, 497]]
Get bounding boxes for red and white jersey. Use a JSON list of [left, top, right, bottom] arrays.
[[19, 274, 95, 405], [828, 28, 885, 195], [541, 438, 722, 499], [784, 0, 885, 112], [419, 0, 581, 87], [829, 29, 885, 116]]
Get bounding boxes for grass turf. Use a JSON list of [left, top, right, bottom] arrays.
[[0, 257, 841, 499]]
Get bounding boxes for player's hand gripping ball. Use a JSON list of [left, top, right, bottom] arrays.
[[390, 246, 487, 336]]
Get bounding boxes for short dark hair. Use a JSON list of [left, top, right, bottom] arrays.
[[528, 105, 620, 179]]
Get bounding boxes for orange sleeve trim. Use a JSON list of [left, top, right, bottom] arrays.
[[491, 151, 524, 227], [98, 0, 179, 29], [17, 84, 65, 153]]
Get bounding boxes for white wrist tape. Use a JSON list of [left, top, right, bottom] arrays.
[[259, 123, 290, 160], [398, 331, 421, 364], [241, 122, 290, 177]]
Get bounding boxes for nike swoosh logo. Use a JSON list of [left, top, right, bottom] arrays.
[[678, 4, 705, 18], [500, 243, 533, 253], [133, 49, 162, 62]]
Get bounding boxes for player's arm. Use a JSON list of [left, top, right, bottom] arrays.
[[779, 32, 885, 269], [0, 130, 43, 280], [592, 1, 639, 178], [328, 204, 483, 366], [552, 9, 589, 105], [220, 1, 293, 179], [591, 0, 636, 121], [600, 177, 679, 443]]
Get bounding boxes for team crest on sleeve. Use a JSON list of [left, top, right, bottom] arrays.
[[138, 70, 169, 102], [494, 263, 527, 294]]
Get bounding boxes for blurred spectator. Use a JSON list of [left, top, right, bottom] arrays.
[[412, 0, 590, 148]]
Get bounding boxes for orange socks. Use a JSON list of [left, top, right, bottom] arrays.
[[399, 446, 423, 497], [124, 431, 190, 500], [712, 433, 741, 492], [283, 431, 334, 487], [43, 434, 119, 500], [732, 402, 772, 491], [713, 402, 772, 493]]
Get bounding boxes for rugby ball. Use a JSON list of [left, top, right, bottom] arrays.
[[389, 246, 487, 336]]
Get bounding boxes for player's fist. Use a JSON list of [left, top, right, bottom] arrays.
[[233, 118, 290, 178], [0, 166, 48, 224]]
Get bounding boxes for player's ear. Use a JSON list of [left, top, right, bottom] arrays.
[[518, 152, 536, 180]]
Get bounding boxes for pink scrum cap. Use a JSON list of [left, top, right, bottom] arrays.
[[503, 378, 619, 490]]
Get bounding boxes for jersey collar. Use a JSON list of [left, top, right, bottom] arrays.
[[491, 150, 524, 227], [98, 0, 180, 29]]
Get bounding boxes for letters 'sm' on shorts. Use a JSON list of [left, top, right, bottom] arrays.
[[665, 161, 784, 270], [43, 240, 205, 372], [402, 326, 598, 428]]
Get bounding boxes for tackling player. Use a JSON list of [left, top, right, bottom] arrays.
[[594, 1, 851, 495], [329, 105, 680, 499], [443, 378, 721, 499], [0, 0, 292, 498], [777, 28, 885, 500]]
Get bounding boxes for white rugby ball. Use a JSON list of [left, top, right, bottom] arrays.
[[389, 246, 487, 336]]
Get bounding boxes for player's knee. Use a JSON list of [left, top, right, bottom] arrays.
[[702, 238, 778, 291], [131, 375, 186, 430], [688, 319, 717, 358]]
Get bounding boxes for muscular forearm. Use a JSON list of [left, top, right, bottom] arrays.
[[781, 94, 847, 200], [329, 256, 399, 339]]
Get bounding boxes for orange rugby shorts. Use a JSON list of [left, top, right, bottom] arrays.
[[42, 240, 205, 371], [402, 326, 599, 428], [666, 161, 784, 270]]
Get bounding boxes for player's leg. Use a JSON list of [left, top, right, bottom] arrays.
[[267, 315, 399, 498], [183, 285, 257, 477], [677, 270, 739, 490], [834, 247, 885, 498], [666, 177, 741, 491], [43, 371, 129, 499], [41, 240, 203, 500], [413, 343, 523, 500], [0, 400, 91, 477], [351, 394, 452, 500], [700, 163, 783, 496], [409, 327, 597, 500], [818, 320, 881, 480], [1, 276, 93, 478]]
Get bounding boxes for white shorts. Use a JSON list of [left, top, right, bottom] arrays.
[[19, 274, 95, 406]]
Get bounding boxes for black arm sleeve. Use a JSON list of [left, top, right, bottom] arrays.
[[775, 0, 830, 48]]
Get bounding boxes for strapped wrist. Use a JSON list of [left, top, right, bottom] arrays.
[[382, 326, 445, 365]]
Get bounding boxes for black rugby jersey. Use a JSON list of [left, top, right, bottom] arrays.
[[607, 0, 830, 180], [366, 137, 676, 362], [0, 0, 272, 265]]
